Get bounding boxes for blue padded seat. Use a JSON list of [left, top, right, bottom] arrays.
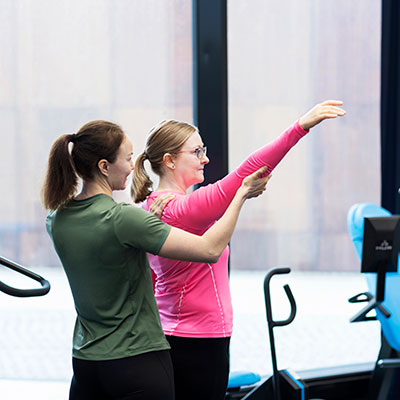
[[227, 370, 261, 389], [347, 203, 400, 352]]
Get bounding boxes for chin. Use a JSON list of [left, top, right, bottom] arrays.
[[195, 178, 205, 185]]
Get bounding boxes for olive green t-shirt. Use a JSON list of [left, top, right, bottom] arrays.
[[46, 194, 171, 361]]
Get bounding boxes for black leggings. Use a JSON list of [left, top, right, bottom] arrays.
[[166, 335, 230, 400], [69, 350, 174, 400]]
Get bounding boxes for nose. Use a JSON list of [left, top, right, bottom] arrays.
[[202, 154, 209, 164]]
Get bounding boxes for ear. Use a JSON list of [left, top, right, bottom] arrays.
[[98, 159, 109, 176], [162, 153, 176, 170]]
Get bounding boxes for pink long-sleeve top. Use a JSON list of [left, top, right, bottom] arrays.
[[143, 120, 309, 338]]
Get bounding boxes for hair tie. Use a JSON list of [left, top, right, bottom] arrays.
[[143, 151, 149, 159], [70, 133, 76, 143]]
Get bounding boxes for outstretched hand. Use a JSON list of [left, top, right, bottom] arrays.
[[299, 100, 346, 131], [149, 193, 175, 219], [241, 166, 272, 200]]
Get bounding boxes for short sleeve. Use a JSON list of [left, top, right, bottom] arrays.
[[113, 204, 171, 255], [46, 211, 57, 239]]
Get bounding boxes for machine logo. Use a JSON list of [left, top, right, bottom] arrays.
[[375, 240, 392, 251]]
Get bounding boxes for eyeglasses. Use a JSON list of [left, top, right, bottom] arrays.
[[177, 146, 207, 160]]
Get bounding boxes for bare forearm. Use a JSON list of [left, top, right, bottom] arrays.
[[158, 188, 246, 263], [201, 187, 246, 259]]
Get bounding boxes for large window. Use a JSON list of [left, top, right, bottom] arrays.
[[228, 1, 381, 271], [0, 0, 193, 268]]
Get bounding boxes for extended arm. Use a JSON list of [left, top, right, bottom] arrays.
[[159, 120, 304, 229], [162, 100, 345, 228]]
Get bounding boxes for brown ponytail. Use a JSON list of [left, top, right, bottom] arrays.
[[42, 120, 124, 210], [131, 152, 153, 203], [42, 134, 78, 211], [131, 120, 197, 203]]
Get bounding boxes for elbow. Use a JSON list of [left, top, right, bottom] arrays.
[[209, 255, 220, 264], [198, 237, 225, 263], [207, 249, 222, 264]]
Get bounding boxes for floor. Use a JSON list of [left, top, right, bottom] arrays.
[[0, 267, 380, 400]]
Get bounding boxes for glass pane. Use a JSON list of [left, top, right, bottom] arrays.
[[228, 0, 381, 272], [228, 0, 382, 376], [0, 0, 193, 268]]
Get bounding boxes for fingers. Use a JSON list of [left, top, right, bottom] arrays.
[[154, 195, 175, 210], [257, 173, 272, 187], [149, 194, 175, 219], [252, 166, 268, 178], [264, 173, 272, 183], [245, 170, 272, 199], [323, 105, 346, 115], [300, 100, 346, 130], [154, 193, 175, 204], [321, 100, 344, 106], [322, 113, 343, 119], [321, 110, 346, 118], [326, 105, 345, 113], [162, 194, 176, 202], [248, 166, 271, 183], [260, 174, 272, 189], [250, 183, 267, 198], [255, 165, 271, 179], [315, 104, 346, 123]]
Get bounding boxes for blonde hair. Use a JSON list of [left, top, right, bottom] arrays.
[[132, 120, 197, 203]]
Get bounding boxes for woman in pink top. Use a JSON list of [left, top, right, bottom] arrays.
[[131, 100, 346, 400]]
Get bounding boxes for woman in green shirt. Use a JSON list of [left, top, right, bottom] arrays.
[[42, 120, 269, 400]]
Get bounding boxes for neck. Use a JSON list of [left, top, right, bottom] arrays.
[[75, 179, 112, 200], [157, 175, 187, 194]]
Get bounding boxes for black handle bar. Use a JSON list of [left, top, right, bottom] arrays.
[[0, 256, 50, 297], [264, 267, 297, 400], [264, 267, 297, 328]]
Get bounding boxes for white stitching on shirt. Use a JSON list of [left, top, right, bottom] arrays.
[[168, 265, 226, 337], [208, 263, 226, 337], [170, 284, 186, 335]]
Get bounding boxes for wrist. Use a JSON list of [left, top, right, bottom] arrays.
[[235, 186, 249, 203], [298, 117, 310, 131]]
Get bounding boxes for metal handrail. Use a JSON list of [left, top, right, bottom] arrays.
[[0, 255, 50, 297]]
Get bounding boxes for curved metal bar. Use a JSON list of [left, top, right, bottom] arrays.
[[0, 255, 51, 297], [264, 267, 297, 400], [264, 267, 297, 328], [348, 291, 374, 303], [272, 284, 297, 327]]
